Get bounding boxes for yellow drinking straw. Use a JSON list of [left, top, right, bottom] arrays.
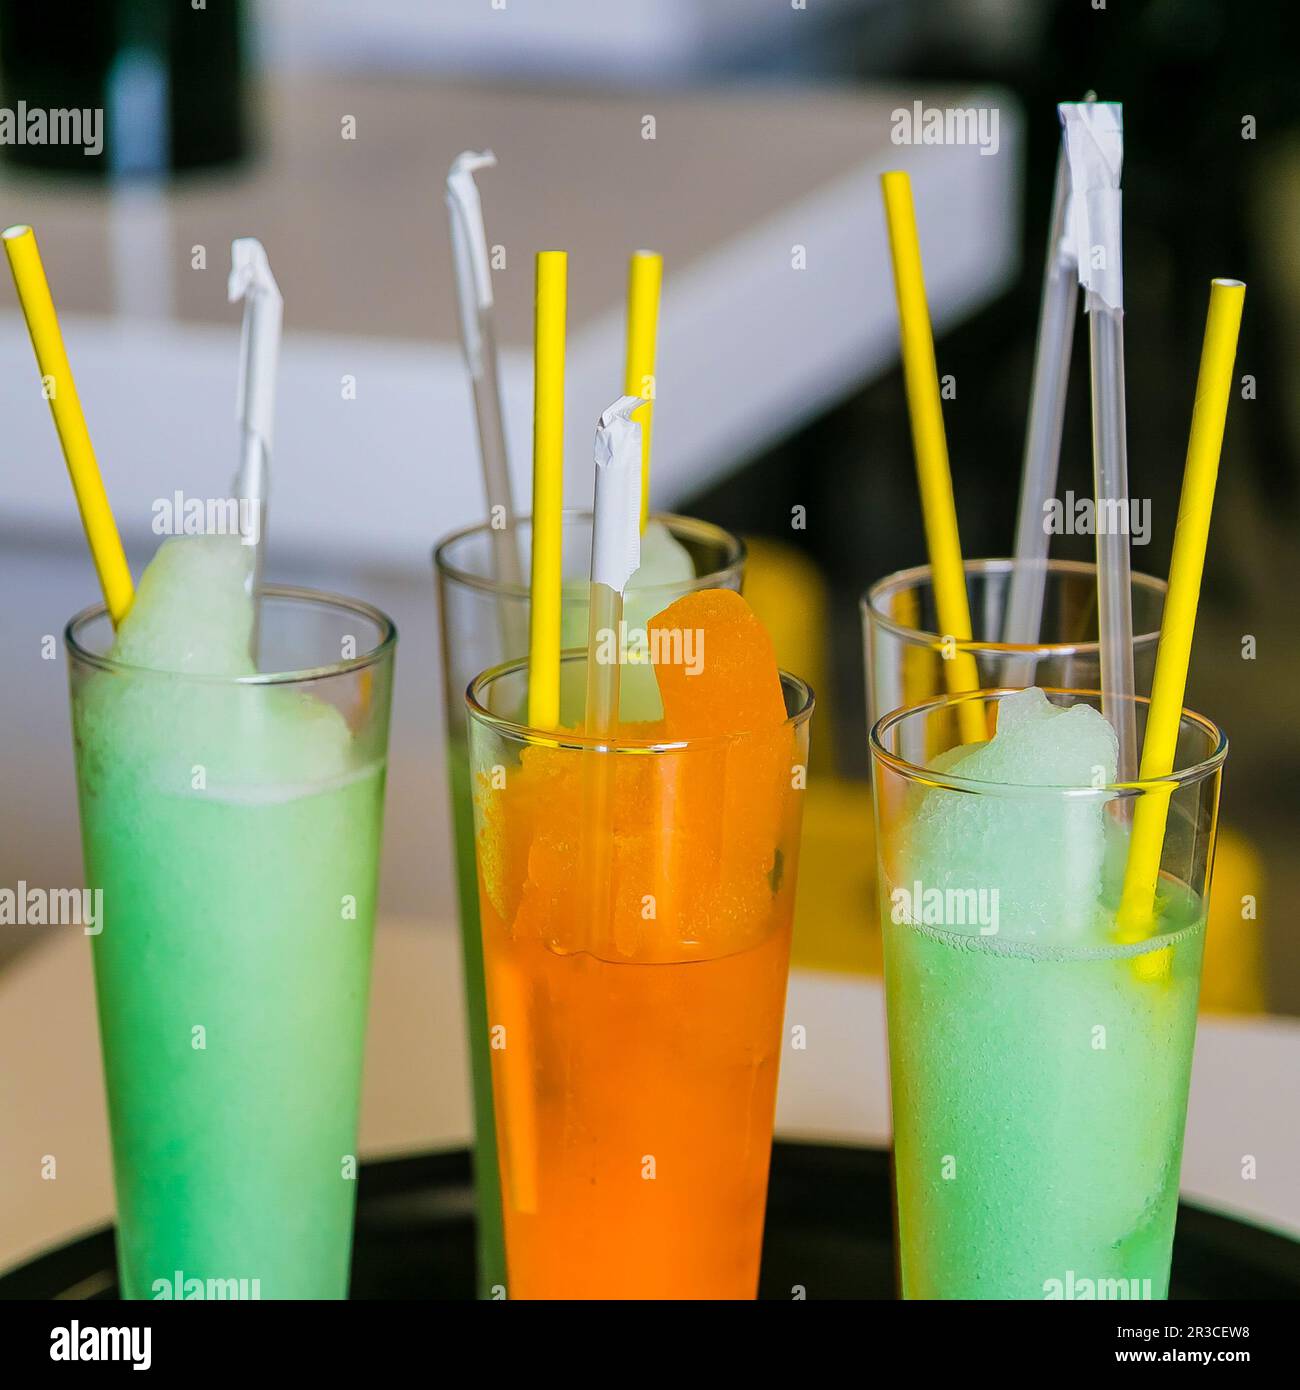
[[504, 249, 567, 1215], [1118, 278, 1244, 940], [3, 224, 134, 625], [880, 173, 984, 744], [528, 250, 567, 730], [624, 250, 662, 529]]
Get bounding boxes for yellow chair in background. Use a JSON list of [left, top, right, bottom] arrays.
[[743, 535, 879, 974], [1201, 826, 1267, 1013], [741, 536, 834, 775]]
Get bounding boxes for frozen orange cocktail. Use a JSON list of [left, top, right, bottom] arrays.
[[467, 590, 812, 1298]]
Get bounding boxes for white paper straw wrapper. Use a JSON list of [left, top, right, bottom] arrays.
[[589, 395, 645, 595], [446, 150, 498, 380], [445, 150, 524, 605], [1059, 102, 1123, 313], [1059, 100, 1138, 779], [228, 238, 283, 535], [581, 397, 646, 954]]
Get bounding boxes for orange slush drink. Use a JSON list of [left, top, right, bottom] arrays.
[[470, 591, 811, 1298]]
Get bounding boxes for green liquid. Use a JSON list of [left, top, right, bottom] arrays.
[[75, 681, 386, 1300], [884, 896, 1205, 1300], [447, 739, 507, 1297]]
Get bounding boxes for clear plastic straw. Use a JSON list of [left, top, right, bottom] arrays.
[[581, 397, 644, 958], [446, 153, 525, 596], [1001, 145, 1078, 683], [1059, 101, 1137, 781], [228, 238, 282, 657], [1088, 296, 1138, 779]]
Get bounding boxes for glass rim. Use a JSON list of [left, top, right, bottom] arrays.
[[466, 651, 814, 753], [869, 687, 1227, 798], [65, 584, 398, 686], [433, 509, 747, 601], [863, 558, 1167, 656]]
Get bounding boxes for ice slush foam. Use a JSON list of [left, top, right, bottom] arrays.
[[903, 687, 1117, 938], [559, 519, 697, 720], [114, 535, 256, 676], [635, 517, 696, 588], [79, 535, 356, 798], [477, 589, 791, 962]]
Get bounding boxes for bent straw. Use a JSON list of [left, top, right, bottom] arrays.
[[446, 152, 526, 597], [623, 251, 662, 530], [880, 172, 985, 744], [1117, 279, 1244, 940], [1001, 141, 1078, 681], [228, 237, 282, 650], [585, 396, 646, 738], [582, 397, 645, 959], [3, 225, 134, 625], [1060, 101, 1137, 779], [527, 251, 567, 729]]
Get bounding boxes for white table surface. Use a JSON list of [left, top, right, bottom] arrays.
[[2, 913, 1296, 1276]]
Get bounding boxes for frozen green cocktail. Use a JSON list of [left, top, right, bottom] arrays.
[[68, 536, 395, 1299], [871, 687, 1224, 1301]]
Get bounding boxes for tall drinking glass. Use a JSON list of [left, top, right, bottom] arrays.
[[864, 559, 1166, 722], [870, 688, 1225, 1300], [466, 653, 812, 1299], [434, 512, 744, 1295], [67, 589, 396, 1300]]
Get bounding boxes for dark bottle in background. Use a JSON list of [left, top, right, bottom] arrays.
[[0, 0, 248, 177]]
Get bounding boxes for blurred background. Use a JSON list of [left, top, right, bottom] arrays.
[[1, 0, 1296, 1267]]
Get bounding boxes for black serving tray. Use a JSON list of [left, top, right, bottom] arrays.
[[2, 1143, 1296, 1300]]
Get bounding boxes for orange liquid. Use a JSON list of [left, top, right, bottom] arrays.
[[476, 717, 802, 1299], [482, 910, 793, 1299]]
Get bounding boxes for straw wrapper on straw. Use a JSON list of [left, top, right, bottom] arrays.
[[1060, 103, 1124, 315], [585, 395, 646, 740], [583, 397, 644, 963], [588, 397, 645, 606], [1060, 101, 1138, 779], [228, 238, 282, 612], [447, 151, 525, 599]]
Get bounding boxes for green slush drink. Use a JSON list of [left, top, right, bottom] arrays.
[[68, 536, 395, 1299], [872, 687, 1223, 1301], [885, 902, 1205, 1299]]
